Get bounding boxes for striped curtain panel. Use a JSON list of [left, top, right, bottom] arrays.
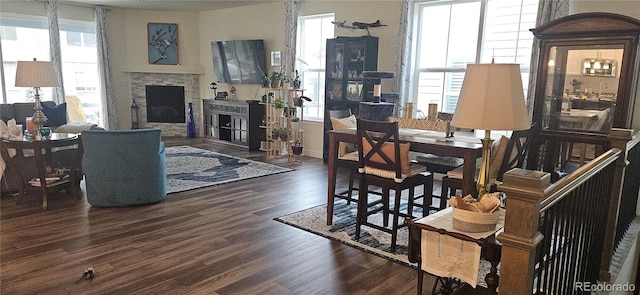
[[284, 0, 300, 79], [393, 0, 415, 111], [95, 6, 118, 130], [47, 0, 66, 103]]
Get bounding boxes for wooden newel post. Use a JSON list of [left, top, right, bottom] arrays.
[[496, 168, 551, 295], [600, 128, 633, 281]]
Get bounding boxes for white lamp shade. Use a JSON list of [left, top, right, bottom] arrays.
[[15, 60, 59, 87], [451, 63, 530, 131]]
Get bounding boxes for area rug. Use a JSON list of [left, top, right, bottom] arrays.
[[275, 199, 422, 266], [165, 146, 292, 194], [275, 200, 494, 287]]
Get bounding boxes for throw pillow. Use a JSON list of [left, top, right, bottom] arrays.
[[0, 119, 8, 139], [488, 135, 510, 180], [362, 139, 410, 175], [330, 115, 357, 158], [41, 103, 67, 128]]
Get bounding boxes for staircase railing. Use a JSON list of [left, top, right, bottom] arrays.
[[610, 129, 640, 251], [497, 146, 622, 294]]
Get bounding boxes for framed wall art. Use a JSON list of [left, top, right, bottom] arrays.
[[270, 51, 281, 67], [148, 23, 178, 65]]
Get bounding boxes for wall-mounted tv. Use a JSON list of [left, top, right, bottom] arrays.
[[211, 39, 266, 84]]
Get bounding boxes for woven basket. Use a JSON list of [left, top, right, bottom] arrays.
[[387, 117, 449, 132], [452, 208, 500, 233]]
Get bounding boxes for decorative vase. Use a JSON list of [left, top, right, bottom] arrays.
[[270, 78, 281, 89], [187, 102, 196, 138], [292, 145, 303, 155]]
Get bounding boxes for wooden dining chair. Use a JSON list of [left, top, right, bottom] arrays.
[[326, 109, 358, 204], [414, 112, 463, 174], [354, 119, 434, 253], [440, 123, 536, 203]]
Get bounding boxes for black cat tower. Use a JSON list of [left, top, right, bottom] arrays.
[[359, 71, 398, 122]]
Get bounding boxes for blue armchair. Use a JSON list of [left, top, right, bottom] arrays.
[[81, 129, 166, 207]]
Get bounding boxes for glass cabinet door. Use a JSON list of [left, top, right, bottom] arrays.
[[542, 45, 624, 134]]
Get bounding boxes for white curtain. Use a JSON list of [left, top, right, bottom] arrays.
[[47, 0, 65, 103], [283, 0, 300, 79], [95, 6, 118, 129], [526, 0, 570, 118], [393, 0, 415, 112]]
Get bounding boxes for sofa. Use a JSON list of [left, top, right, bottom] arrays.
[[0, 101, 102, 132], [1, 101, 66, 130], [81, 129, 167, 207]]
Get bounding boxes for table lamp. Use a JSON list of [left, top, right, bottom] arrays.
[[450, 62, 530, 196], [15, 58, 60, 131]]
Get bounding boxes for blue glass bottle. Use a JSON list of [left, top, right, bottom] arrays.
[[187, 102, 196, 138]]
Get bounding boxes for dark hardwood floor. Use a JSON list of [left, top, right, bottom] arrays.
[[1, 137, 439, 295]]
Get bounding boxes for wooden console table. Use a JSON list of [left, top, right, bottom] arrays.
[[1, 133, 83, 209], [202, 99, 265, 151]]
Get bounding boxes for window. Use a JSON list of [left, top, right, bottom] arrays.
[[0, 15, 102, 125], [296, 13, 334, 121], [0, 26, 17, 41], [413, 0, 537, 114], [66, 31, 96, 47], [67, 31, 82, 46]]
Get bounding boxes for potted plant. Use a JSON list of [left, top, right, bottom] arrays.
[[292, 139, 303, 155], [269, 67, 285, 89], [274, 98, 286, 109], [297, 95, 311, 107], [290, 116, 301, 131], [261, 75, 270, 88], [291, 70, 301, 89], [278, 127, 289, 141], [272, 127, 288, 141], [274, 98, 286, 116], [260, 133, 268, 150]]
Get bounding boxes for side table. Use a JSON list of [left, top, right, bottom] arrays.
[[1, 133, 83, 209], [407, 208, 503, 295]]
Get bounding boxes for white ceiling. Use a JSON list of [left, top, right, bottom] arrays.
[[57, 0, 277, 11]]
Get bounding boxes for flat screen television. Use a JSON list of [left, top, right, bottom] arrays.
[[211, 39, 266, 84]]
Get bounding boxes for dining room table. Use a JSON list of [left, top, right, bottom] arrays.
[[326, 128, 484, 225], [558, 108, 609, 130]]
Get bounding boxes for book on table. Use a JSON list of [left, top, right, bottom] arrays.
[[28, 174, 70, 187]]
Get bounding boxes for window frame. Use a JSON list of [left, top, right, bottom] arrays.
[[411, 0, 535, 114], [296, 13, 334, 122]]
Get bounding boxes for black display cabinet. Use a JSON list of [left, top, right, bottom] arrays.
[[323, 36, 379, 161]]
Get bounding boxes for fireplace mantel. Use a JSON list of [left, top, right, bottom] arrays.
[[130, 72, 201, 137], [123, 64, 205, 75]]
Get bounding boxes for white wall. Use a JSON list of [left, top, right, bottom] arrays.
[[105, 8, 202, 129], [570, 0, 640, 19], [198, 2, 284, 101]]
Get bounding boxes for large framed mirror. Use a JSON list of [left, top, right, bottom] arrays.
[[528, 13, 640, 173], [543, 44, 623, 134]]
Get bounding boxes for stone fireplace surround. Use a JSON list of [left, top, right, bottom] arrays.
[[130, 72, 200, 137]]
